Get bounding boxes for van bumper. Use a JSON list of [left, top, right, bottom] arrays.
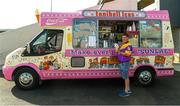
[[2, 65, 15, 81]]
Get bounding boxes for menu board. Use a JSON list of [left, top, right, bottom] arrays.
[[73, 19, 97, 48]]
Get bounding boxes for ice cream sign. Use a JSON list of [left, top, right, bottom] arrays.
[[83, 10, 146, 19], [40, 12, 82, 27]]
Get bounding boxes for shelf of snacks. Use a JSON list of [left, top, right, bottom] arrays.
[[99, 31, 111, 33], [126, 31, 139, 35]]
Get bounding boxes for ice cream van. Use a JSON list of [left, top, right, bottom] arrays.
[[3, 10, 174, 89]]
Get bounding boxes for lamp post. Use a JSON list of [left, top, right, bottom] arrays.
[[51, 0, 52, 12]]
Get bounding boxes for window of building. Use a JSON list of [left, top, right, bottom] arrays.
[[140, 20, 162, 48]]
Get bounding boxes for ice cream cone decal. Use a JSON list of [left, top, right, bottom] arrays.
[[35, 9, 40, 23], [67, 33, 72, 46]]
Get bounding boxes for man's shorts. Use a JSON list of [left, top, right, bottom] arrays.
[[119, 62, 130, 79]]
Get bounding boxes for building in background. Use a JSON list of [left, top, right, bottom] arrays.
[[87, 0, 137, 10], [0, 23, 42, 68], [138, 0, 180, 63]]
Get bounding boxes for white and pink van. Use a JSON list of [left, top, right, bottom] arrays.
[[3, 10, 174, 89]]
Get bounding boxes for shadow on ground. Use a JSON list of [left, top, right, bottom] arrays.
[[10, 71, 180, 105], [11, 78, 130, 105], [0, 70, 4, 78]]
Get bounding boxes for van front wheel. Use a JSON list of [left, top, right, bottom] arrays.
[[14, 68, 39, 90], [135, 68, 155, 87]]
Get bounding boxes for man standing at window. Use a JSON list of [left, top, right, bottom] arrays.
[[115, 34, 133, 97]]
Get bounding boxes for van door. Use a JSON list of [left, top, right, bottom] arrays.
[[71, 18, 98, 69], [24, 29, 64, 71]]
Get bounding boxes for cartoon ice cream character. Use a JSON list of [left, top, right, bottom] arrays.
[[154, 55, 166, 67], [144, 57, 150, 64], [100, 57, 108, 68], [53, 59, 60, 70], [93, 58, 99, 68], [43, 56, 49, 70], [39, 61, 44, 70], [136, 58, 143, 65], [89, 59, 95, 69], [48, 56, 55, 70]]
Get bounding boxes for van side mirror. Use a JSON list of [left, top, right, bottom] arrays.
[[26, 43, 31, 54]]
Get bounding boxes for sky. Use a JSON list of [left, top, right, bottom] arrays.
[[0, 0, 98, 29]]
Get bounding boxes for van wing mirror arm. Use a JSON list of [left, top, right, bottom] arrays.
[[26, 43, 31, 54]]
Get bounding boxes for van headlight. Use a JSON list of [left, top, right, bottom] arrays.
[[4, 54, 12, 66]]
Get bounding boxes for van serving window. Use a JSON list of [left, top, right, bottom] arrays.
[[73, 19, 98, 48], [73, 19, 139, 48], [140, 20, 162, 48], [98, 20, 139, 48]]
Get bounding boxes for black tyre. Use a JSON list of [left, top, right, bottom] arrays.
[[14, 67, 39, 90], [135, 67, 155, 87]]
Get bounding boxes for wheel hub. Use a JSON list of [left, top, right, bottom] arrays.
[[139, 71, 152, 84], [19, 72, 33, 87]]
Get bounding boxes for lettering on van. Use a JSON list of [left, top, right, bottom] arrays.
[[66, 49, 116, 57], [41, 18, 72, 26], [134, 48, 174, 56], [83, 10, 146, 19], [65, 48, 174, 57]]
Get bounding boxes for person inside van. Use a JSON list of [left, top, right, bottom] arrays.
[[115, 34, 133, 97]]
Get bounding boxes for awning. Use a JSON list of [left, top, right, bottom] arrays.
[[138, 0, 155, 10]]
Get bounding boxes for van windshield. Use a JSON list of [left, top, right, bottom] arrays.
[[30, 29, 63, 55]]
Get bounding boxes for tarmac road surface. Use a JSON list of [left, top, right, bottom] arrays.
[[0, 69, 180, 105]]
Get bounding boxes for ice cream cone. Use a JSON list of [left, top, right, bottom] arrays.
[[35, 9, 40, 23], [114, 43, 119, 52]]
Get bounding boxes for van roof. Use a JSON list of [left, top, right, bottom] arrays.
[[40, 10, 170, 27]]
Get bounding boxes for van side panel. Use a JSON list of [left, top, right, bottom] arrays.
[[2, 11, 175, 81]]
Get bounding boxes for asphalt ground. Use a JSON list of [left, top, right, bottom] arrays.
[[0, 68, 180, 105]]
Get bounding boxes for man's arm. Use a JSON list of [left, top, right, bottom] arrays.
[[120, 46, 132, 57]]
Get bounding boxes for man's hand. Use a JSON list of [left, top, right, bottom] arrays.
[[120, 50, 132, 57], [120, 52, 125, 55]]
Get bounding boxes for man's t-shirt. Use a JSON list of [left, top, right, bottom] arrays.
[[117, 42, 133, 63]]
